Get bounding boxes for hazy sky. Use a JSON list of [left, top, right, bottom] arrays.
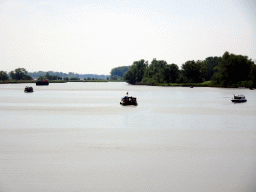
[[0, 0, 255, 75]]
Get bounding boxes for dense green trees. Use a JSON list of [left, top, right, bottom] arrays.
[[143, 59, 167, 84], [142, 59, 180, 84], [165, 64, 180, 83], [9, 68, 33, 80], [179, 60, 208, 83], [0, 71, 9, 81], [123, 59, 180, 85], [212, 51, 255, 87], [250, 64, 256, 87], [123, 59, 148, 84], [110, 66, 130, 80], [121, 52, 255, 87], [205, 56, 221, 81]]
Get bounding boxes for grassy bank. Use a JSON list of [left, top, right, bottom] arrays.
[[48, 80, 66, 83], [135, 81, 224, 87], [135, 81, 255, 88], [157, 81, 217, 87], [108, 80, 125, 82]]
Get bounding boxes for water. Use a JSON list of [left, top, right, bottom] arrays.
[[0, 82, 256, 192]]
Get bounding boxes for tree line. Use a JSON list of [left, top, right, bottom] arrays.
[[122, 52, 256, 88], [0, 68, 33, 81], [110, 66, 130, 80], [28, 71, 79, 79], [0, 69, 79, 81], [0, 69, 110, 81]]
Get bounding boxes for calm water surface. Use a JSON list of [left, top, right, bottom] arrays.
[[0, 82, 256, 192], [1, 82, 255, 130]]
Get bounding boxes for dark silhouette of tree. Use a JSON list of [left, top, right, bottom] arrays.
[[205, 56, 221, 81], [123, 59, 148, 84], [110, 66, 130, 79], [212, 51, 254, 86], [9, 68, 33, 80], [0, 71, 9, 81], [180, 60, 202, 83]]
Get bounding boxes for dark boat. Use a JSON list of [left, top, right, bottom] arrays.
[[36, 79, 49, 85], [120, 93, 138, 106], [24, 86, 33, 92], [231, 95, 247, 103]]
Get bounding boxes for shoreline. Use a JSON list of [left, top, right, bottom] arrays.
[[0, 80, 108, 84], [0, 80, 66, 84], [134, 81, 255, 89], [0, 80, 255, 89]]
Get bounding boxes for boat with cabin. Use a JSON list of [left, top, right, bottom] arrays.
[[120, 92, 138, 106], [231, 95, 247, 103], [36, 79, 49, 85], [24, 86, 33, 92]]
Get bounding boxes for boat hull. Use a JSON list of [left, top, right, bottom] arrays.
[[24, 87, 34, 92], [120, 102, 138, 106], [36, 81, 49, 85], [231, 99, 247, 102]]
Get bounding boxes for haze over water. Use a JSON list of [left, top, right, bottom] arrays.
[[0, 82, 256, 192]]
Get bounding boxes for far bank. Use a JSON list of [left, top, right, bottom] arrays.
[[134, 81, 255, 89]]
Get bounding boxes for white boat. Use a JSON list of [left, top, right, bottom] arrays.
[[231, 95, 247, 102]]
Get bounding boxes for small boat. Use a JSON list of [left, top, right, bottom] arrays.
[[231, 95, 247, 102], [120, 96, 138, 106], [120, 92, 138, 106], [190, 86, 193, 88], [24, 86, 33, 92], [249, 87, 254, 90], [36, 79, 49, 85]]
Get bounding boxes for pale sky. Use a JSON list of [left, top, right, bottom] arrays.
[[0, 0, 255, 75]]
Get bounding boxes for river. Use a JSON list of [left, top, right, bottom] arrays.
[[0, 82, 256, 192]]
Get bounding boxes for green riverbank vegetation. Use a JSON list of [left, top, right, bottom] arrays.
[[122, 51, 256, 88], [0, 68, 35, 83], [0, 80, 66, 84], [109, 66, 130, 80], [0, 68, 109, 84]]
